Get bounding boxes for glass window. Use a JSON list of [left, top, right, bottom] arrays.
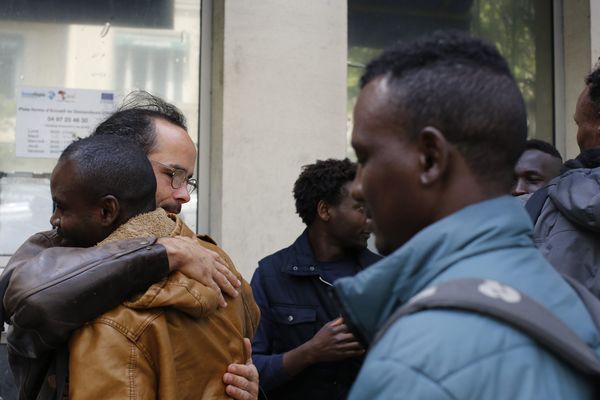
[[0, 0, 201, 257], [348, 0, 554, 155]]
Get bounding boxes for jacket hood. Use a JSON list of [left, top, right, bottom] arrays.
[[333, 196, 535, 344], [548, 167, 600, 233], [98, 208, 220, 318], [563, 147, 600, 171]]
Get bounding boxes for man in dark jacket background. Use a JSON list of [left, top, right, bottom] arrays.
[[512, 138, 562, 196], [532, 64, 600, 298], [251, 158, 381, 400]]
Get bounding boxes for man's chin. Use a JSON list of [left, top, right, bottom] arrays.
[[160, 203, 181, 214], [375, 236, 395, 256], [54, 230, 88, 247], [53, 229, 74, 246]]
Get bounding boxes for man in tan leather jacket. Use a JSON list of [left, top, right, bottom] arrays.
[[53, 134, 259, 399], [1, 92, 260, 400]]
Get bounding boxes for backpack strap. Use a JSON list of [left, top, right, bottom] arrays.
[[373, 278, 600, 375], [525, 185, 550, 224], [563, 275, 600, 335]]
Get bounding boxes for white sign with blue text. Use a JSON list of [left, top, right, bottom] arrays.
[[15, 86, 117, 158]]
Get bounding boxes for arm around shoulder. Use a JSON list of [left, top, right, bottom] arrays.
[[4, 233, 169, 352]]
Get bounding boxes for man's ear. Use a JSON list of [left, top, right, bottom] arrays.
[[416, 126, 450, 186], [316, 199, 331, 222], [98, 195, 120, 227]]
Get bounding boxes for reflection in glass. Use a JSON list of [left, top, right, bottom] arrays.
[[0, 0, 201, 256], [347, 0, 553, 155]]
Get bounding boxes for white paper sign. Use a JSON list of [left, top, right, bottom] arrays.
[[16, 87, 117, 158]]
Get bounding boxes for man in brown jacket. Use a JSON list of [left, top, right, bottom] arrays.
[[2, 92, 259, 400], [51, 134, 259, 399]]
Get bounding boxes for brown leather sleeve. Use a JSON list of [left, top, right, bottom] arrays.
[[3, 231, 169, 355]]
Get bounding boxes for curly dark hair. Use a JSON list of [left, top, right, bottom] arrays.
[[360, 30, 527, 190], [293, 158, 357, 226], [92, 90, 187, 154]]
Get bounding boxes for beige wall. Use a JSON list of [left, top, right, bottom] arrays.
[[209, 1, 348, 279], [557, 0, 595, 159]]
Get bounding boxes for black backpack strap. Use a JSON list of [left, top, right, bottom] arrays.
[[563, 275, 600, 334], [373, 278, 600, 375], [525, 185, 550, 224]]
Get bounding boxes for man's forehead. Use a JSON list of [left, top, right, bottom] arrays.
[[354, 78, 399, 136], [50, 159, 71, 186], [352, 76, 409, 146], [149, 125, 196, 173], [515, 149, 555, 173], [356, 77, 394, 112], [50, 165, 78, 200]]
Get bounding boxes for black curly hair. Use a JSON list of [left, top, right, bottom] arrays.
[[360, 30, 527, 190], [293, 158, 357, 226]]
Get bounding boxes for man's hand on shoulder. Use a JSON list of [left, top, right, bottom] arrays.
[[157, 236, 241, 307], [223, 338, 260, 400]]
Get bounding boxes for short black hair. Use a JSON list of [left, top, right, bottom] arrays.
[[585, 64, 600, 112], [524, 139, 562, 160], [59, 135, 156, 219], [361, 30, 527, 190], [92, 90, 187, 154], [293, 158, 357, 226]]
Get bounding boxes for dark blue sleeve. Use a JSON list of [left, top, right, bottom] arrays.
[[250, 268, 290, 391]]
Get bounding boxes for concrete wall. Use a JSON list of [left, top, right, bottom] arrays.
[[555, 0, 600, 159], [557, 0, 592, 159], [210, 1, 348, 279]]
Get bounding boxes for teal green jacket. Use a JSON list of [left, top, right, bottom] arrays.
[[334, 196, 600, 399]]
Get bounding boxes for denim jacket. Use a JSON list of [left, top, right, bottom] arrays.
[[251, 230, 380, 400]]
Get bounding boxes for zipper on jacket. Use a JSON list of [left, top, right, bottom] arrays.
[[318, 276, 333, 287]]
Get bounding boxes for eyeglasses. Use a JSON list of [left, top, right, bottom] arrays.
[[150, 160, 197, 194]]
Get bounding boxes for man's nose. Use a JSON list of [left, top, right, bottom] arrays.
[[174, 185, 191, 204], [49, 212, 60, 228], [512, 178, 528, 196]]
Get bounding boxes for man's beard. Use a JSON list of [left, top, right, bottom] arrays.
[[160, 201, 181, 214]]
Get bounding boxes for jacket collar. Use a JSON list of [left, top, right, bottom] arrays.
[[282, 229, 380, 276], [98, 209, 220, 317], [333, 195, 534, 343], [99, 208, 176, 245], [563, 146, 600, 171]]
